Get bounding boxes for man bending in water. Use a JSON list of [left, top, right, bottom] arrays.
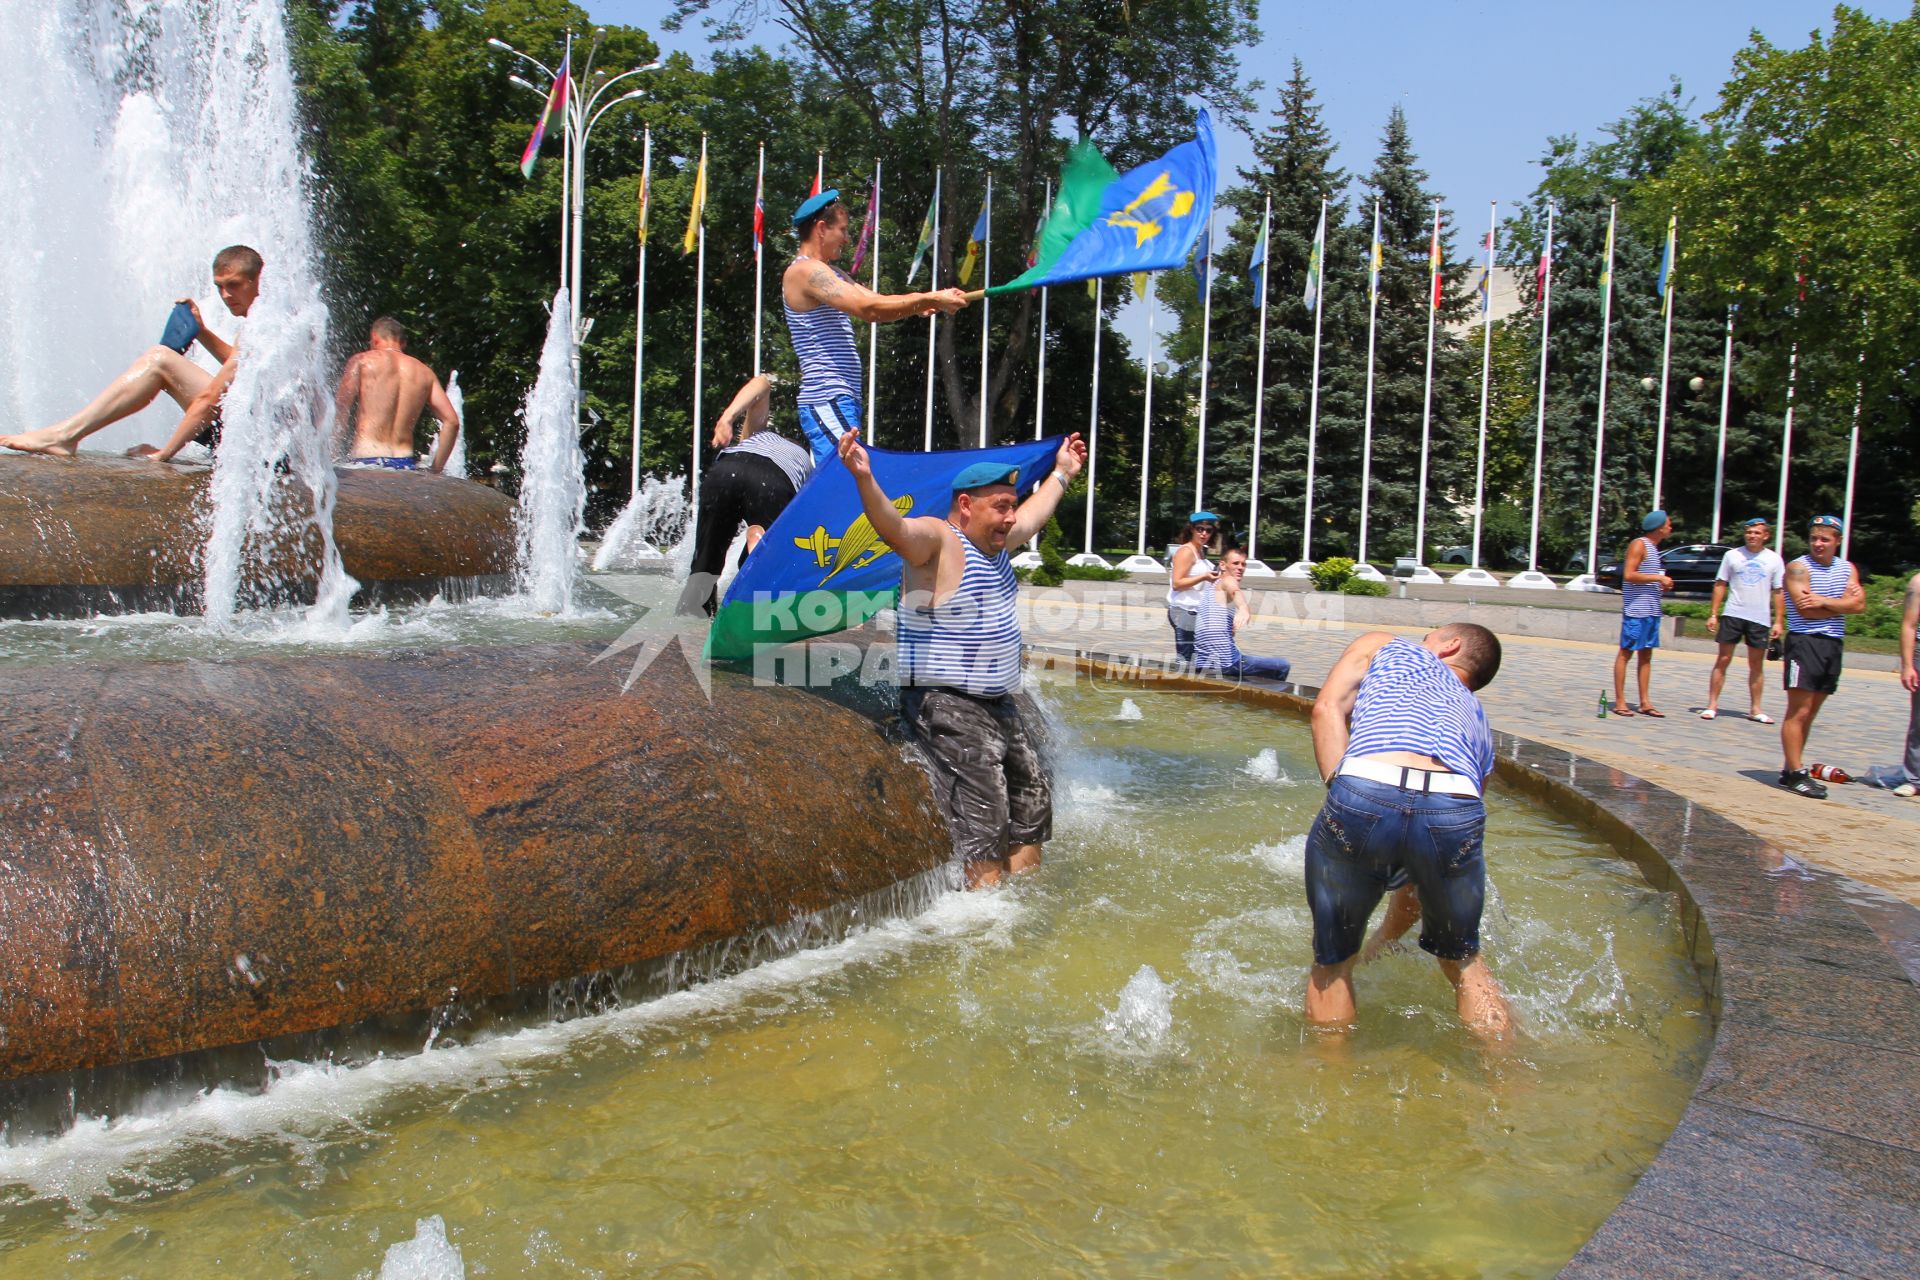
[[0, 245, 261, 462], [333, 317, 461, 471], [1303, 623, 1513, 1039]]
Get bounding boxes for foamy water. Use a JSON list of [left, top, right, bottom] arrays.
[[513, 289, 586, 614]]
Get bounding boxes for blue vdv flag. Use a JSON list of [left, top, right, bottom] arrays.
[[708, 437, 1068, 659], [987, 112, 1218, 295]]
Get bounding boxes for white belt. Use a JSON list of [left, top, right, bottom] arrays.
[[1335, 759, 1481, 797]]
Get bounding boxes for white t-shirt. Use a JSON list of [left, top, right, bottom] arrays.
[[1715, 545, 1785, 625]]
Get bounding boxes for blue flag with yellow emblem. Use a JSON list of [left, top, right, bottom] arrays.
[[986, 112, 1217, 296], [707, 437, 1067, 660]]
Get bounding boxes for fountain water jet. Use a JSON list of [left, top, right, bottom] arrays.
[[514, 289, 587, 613]]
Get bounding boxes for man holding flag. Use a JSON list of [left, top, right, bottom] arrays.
[[838, 426, 1087, 889], [784, 190, 970, 461]]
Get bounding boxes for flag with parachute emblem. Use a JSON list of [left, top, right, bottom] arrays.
[[707, 437, 1067, 659]]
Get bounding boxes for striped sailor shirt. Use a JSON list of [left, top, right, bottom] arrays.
[[783, 274, 863, 406], [1341, 638, 1495, 784], [898, 523, 1024, 697], [1784, 555, 1853, 639]]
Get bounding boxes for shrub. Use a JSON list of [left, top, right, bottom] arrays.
[[1064, 562, 1131, 582], [1308, 557, 1357, 592], [1339, 576, 1388, 597]]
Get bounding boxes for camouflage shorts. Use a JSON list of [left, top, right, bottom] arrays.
[[900, 687, 1053, 863]]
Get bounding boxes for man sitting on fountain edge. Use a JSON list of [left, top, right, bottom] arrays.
[[0, 245, 262, 462], [838, 427, 1088, 890], [333, 316, 461, 471]]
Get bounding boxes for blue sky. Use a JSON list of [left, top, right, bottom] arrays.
[[586, 1, 1901, 348]]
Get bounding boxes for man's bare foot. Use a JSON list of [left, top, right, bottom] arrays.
[[125, 444, 161, 458], [0, 427, 79, 457], [1359, 930, 1403, 965]]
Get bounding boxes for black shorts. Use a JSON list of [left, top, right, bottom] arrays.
[[1716, 616, 1770, 648], [900, 687, 1053, 863], [676, 452, 800, 616], [1782, 632, 1843, 694]]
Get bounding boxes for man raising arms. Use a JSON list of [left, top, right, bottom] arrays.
[[1778, 515, 1866, 798], [1, 245, 262, 463], [333, 316, 461, 472], [784, 190, 969, 460], [839, 427, 1088, 889]]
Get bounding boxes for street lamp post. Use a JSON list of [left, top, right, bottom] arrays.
[[489, 31, 660, 418]]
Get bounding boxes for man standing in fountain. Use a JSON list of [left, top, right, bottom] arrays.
[[1, 246, 262, 462], [838, 427, 1088, 889], [676, 373, 814, 617], [332, 316, 461, 472], [785, 190, 969, 460], [1303, 624, 1513, 1039]]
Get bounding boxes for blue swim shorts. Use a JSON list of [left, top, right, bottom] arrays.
[[1618, 614, 1662, 651], [347, 455, 419, 470], [1304, 776, 1488, 966], [797, 397, 864, 463]]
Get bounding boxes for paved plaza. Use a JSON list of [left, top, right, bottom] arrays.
[[1023, 580, 1920, 905]]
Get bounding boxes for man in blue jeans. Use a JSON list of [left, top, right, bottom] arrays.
[[1191, 547, 1291, 682], [1303, 623, 1512, 1039]]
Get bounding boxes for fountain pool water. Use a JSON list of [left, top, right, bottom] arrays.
[[0, 646, 1711, 1276]]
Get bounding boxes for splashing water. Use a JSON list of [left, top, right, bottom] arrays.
[[1242, 748, 1294, 784], [1100, 964, 1175, 1054], [1114, 697, 1144, 722], [0, 0, 353, 631], [437, 370, 467, 479], [378, 1216, 465, 1280], [514, 289, 585, 614], [591, 472, 693, 572]]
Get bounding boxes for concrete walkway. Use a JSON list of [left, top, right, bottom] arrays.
[[1022, 580, 1920, 905]]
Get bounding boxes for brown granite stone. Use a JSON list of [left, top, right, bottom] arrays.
[[0, 454, 514, 616]]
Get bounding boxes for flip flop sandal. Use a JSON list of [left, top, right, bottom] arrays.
[[1748, 712, 1775, 724], [1699, 709, 1718, 720], [1610, 705, 1637, 716], [1639, 707, 1667, 718]]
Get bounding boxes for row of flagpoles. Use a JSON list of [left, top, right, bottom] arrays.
[[607, 133, 1859, 580]]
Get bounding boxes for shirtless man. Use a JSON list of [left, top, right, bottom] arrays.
[[332, 317, 460, 472], [0, 245, 262, 462], [783, 189, 969, 460]]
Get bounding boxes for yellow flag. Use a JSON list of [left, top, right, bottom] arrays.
[[1132, 270, 1149, 300], [682, 139, 707, 256], [637, 154, 651, 245]]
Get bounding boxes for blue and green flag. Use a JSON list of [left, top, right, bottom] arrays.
[[707, 437, 1068, 660], [986, 112, 1217, 296]]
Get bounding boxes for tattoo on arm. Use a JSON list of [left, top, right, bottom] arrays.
[[808, 266, 845, 302]]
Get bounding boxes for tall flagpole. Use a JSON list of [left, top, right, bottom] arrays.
[[1083, 277, 1104, 557], [866, 159, 881, 431], [1653, 211, 1677, 509], [1512, 202, 1556, 588], [1774, 341, 1798, 548], [923, 170, 941, 450], [1249, 200, 1273, 564], [1841, 347, 1864, 561], [1296, 197, 1327, 570], [752, 142, 765, 376], [1034, 179, 1051, 440], [1411, 199, 1442, 578], [1194, 214, 1215, 507], [691, 132, 708, 493], [1463, 200, 1497, 583], [1357, 199, 1380, 573], [1575, 200, 1620, 591], [1137, 274, 1156, 556], [978, 175, 992, 446], [630, 125, 651, 497], [1711, 304, 1736, 542]]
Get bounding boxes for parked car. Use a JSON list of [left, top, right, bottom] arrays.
[[1439, 544, 1527, 566], [1595, 542, 1732, 596]]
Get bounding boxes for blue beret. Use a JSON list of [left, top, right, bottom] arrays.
[[1189, 510, 1221, 523], [951, 461, 1020, 493], [793, 189, 840, 228], [1641, 510, 1668, 531]]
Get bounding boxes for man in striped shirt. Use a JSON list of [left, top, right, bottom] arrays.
[[784, 190, 969, 461], [839, 428, 1087, 888], [1611, 510, 1674, 716], [1304, 624, 1512, 1039], [676, 374, 814, 617], [1778, 515, 1866, 799]]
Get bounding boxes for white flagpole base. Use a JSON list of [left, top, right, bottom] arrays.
[[1239, 559, 1278, 578], [1009, 550, 1045, 569], [1116, 554, 1167, 574], [1563, 574, 1612, 593], [1067, 552, 1113, 569], [1276, 559, 1315, 579], [1401, 564, 1445, 585], [1505, 570, 1559, 590], [1448, 567, 1500, 587], [1350, 562, 1387, 582]]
